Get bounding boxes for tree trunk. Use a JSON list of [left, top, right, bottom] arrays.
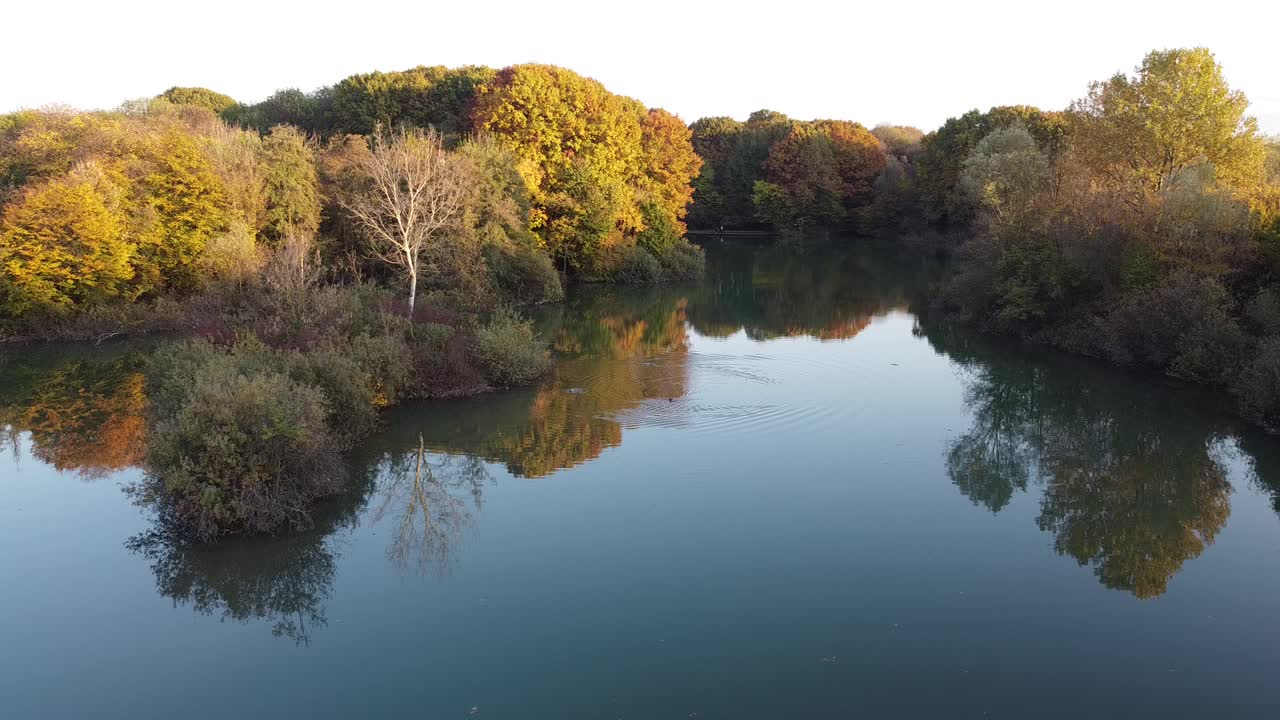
[[408, 270, 417, 315]]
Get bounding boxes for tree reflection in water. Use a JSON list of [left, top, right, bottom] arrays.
[[371, 437, 490, 574], [0, 344, 149, 480], [686, 242, 922, 341], [396, 286, 694, 478], [924, 320, 1234, 598], [12, 240, 1280, 631], [126, 473, 374, 645]]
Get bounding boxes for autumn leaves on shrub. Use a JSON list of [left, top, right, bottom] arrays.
[[925, 48, 1280, 428]]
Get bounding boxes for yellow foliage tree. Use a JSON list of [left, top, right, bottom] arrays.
[[472, 65, 675, 268], [1071, 48, 1265, 199], [0, 169, 135, 314], [133, 130, 230, 293]]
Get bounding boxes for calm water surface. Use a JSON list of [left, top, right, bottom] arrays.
[[4, 241, 1280, 718]]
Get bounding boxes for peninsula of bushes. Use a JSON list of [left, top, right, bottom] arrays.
[[0, 63, 707, 540], [4, 48, 1279, 540]]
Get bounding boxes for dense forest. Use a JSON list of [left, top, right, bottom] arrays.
[[2, 47, 1278, 541]]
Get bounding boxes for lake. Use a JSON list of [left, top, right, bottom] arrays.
[[4, 240, 1280, 718]]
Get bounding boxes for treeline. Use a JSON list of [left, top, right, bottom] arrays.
[[186, 62, 704, 277], [919, 48, 1280, 428], [685, 111, 922, 232], [0, 62, 707, 329]]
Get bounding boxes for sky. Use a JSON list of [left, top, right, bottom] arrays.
[[5, 0, 1278, 134]]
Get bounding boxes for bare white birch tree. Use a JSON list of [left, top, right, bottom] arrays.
[[338, 129, 467, 312]]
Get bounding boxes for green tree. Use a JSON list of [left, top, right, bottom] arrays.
[[222, 88, 334, 135], [259, 125, 321, 242], [959, 123, 1050, 224], [688, 116, 746, 228], [331, 65, 494, 138], [158, 87, 239, 114], [1071, 48, 1265, 198], [917, 106, 1066, 223], [751, 180, 795, 229]]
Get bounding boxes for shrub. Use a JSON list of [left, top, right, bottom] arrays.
[[472, 306, 550, 387], [484, 242, 564, 305], [284, 347, 378, 444], [1236, 338, 1280, 429], [613, 245, 662, 285], [198, 220, 261, 283], [345, 332, 414, 405], [1245, 287, 1280, 336], [656, 238, 706, 281], [406, 321, 486, 397], [139, 359, 345, 542], [1101, 275, 1247, 384]]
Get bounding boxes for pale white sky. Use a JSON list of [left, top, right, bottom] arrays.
[[5, 0, 1278, 133]]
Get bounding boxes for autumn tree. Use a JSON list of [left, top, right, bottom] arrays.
[[872, 125, 925, 161], [757, 119, 887, 230], [1070, 48, 1265, 199], [638, 108, 702, 239], [338, 129, 468, 311], [0, 168, 134, 313], [471, 64, 647, 268], [133, 130, 230, 293]]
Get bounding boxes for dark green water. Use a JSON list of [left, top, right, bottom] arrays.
[[4, 241, 1280, 718]]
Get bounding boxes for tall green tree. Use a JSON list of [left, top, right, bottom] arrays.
[[1070, 47, 1265, 198], [917, 106, 1066, 223], [259, 125, 321, 242]]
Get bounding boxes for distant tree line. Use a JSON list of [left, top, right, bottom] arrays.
[[685, 111, 922, 233]]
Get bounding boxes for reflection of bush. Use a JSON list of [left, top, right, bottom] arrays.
[[0, 345, 148, 479], [127, 474, 373, 645], [926, 319, 1233, 599]]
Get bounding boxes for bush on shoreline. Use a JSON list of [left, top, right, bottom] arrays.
[[137, 349, 345, 542], [127, 280, 552, 541], [472, 306, 551, 387]]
